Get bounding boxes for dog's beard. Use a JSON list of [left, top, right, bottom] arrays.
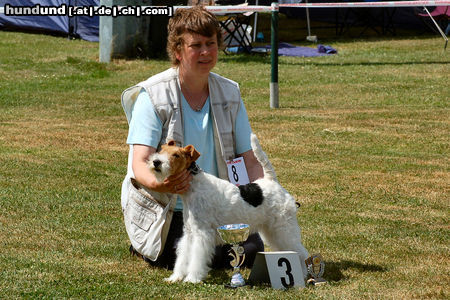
[[148, 153, 171, 183]]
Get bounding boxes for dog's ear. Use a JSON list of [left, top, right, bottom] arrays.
[[184, 145, 200, 162]]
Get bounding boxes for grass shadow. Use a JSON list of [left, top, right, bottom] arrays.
[[324, 260, 388, 282], [204, 269, 236, 285], [206, 260, 387, 285], [218, 52, 449, 68], [278, 60, 450, 67], [219, 53, 271, 64]]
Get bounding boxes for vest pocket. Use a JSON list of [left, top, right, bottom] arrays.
[[126, 180, 164, 244], [129, 199, 156, 231]]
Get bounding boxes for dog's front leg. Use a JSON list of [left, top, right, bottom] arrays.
[[183, 232, 215, 283], [165, 233, 191, 283]]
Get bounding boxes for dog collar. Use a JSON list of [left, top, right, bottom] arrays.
[[188, 162, 201, 175]]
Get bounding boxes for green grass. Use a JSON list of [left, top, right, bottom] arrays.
[[0, 30, 449, 299]]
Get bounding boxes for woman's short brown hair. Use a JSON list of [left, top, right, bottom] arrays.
[[167, 6, 223, 66]]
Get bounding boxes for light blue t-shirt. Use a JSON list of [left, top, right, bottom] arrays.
[[127, 90, 253, 210], [180, 94, 218, 176]]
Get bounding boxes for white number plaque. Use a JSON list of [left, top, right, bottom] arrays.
[[249, 251, 305, 289]]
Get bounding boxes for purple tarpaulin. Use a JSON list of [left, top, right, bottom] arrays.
[[251, 42, 337, 57]]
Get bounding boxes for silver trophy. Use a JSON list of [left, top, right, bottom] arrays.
[[217, 224, 250, 288], [305, 253, 327, 285]]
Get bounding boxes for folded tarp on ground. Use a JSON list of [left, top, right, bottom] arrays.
[[251, 42, 337, 57]]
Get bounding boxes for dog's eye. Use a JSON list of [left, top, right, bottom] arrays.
[[173, 154, 180, 158]]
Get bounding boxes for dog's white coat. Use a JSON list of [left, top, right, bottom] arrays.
[[149, 134, 309, 283]]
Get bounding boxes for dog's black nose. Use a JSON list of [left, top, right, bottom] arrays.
[[153, 159, 161, 168]]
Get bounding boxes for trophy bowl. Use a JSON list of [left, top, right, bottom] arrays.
[[217, 224, 250, 288], [217, 223, 250, 244]]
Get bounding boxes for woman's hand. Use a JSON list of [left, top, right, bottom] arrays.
[[160, 169, 192, 194]]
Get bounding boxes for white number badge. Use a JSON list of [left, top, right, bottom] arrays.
[[226, 157, 250, 186]]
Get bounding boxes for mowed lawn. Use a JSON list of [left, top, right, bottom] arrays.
[[0, 30, 448, 299]]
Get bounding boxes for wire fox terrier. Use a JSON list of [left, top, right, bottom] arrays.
[[148, 134, 309, 283]]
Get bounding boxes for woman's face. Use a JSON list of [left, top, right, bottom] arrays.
[[176, 32, 218, 78]]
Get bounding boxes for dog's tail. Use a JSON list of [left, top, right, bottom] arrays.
[[251, 133, 278, 182]]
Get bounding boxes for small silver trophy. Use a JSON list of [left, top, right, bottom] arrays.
[[305, 253, 327, 285], [217, 224, 250, 288]]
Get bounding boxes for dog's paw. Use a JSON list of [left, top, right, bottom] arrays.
[[164, 273, 185, 283], [183, 274, 203, 284]]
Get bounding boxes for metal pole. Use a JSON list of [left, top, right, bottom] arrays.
[[306, 0, 311, 37], [305, 0, 317, 42], [423, 6, 448, 49], [253, 0, 259, 42], [270, 2, 279, 109]]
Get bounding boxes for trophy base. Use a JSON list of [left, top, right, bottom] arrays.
[[225, 284, 246, 289], [226, 272, 246, 288], [307, 278, 327, 286]]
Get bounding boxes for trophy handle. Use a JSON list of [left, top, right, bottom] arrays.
[[238, 253, 245, 268], [228, 251, 239, 268], [229, 245, 246, 269]]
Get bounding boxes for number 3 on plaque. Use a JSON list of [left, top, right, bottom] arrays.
[[278, 257, 295, 288]]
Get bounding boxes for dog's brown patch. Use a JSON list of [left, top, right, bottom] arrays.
[[160, 141, 200, 176]]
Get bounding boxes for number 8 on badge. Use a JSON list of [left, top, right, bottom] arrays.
[[227, 157, 249, 186], [231, 165, 239, 182]]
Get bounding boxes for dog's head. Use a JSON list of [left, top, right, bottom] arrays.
[[148, 140, 201, 182]]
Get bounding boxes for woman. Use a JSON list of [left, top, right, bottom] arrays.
[[121, 6, 264, 270]]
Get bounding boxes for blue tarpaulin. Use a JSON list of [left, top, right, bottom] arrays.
[[251, 42, 338, 57], [0, 0, 99, 42]]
